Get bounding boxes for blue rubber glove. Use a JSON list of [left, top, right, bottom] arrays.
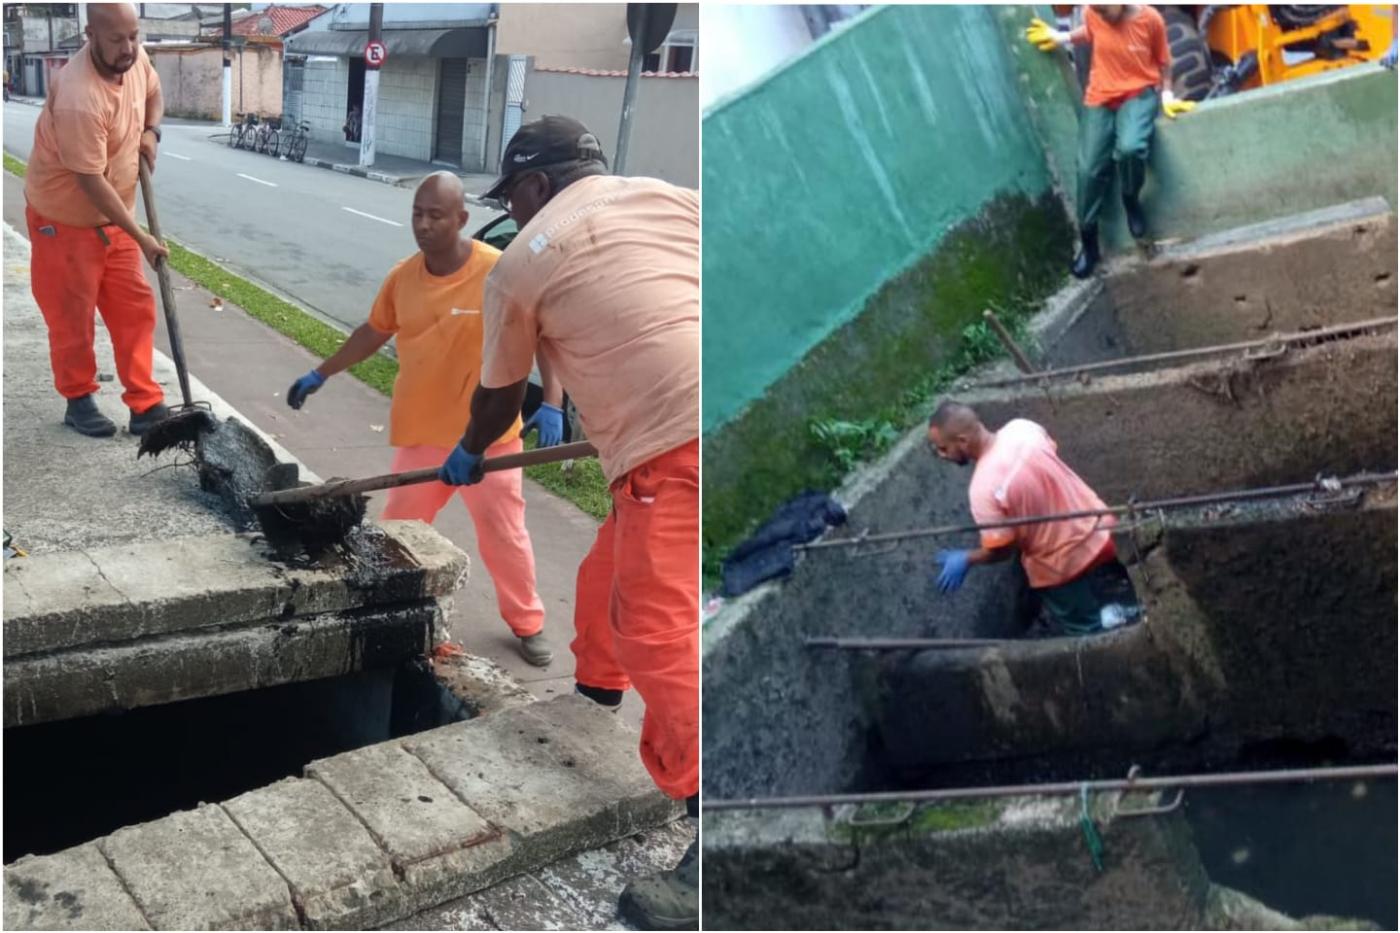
[[935, 549, 972, 594], [439, 444, 485, 486], [521, 402, 564, 448], [286, 369, 326, 410], [1382, 38, 1397, 70]]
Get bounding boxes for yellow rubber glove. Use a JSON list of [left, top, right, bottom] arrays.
[[1025, 17, 1069, 52], [1161, 91, 1197, 119]]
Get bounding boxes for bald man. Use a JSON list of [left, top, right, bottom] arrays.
[[926, 402, 1140, 635], [286, 173, 558, 666], [25, 2, 171, 438]]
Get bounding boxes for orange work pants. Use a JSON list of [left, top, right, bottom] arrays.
[[26, 205, 164, 413], [572, 440, 699, 800], [380, 438, 545, 638]]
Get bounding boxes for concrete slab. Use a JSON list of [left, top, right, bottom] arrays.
[[3, 843, 150, 931], [306, 739, 495, 856], [404, 697, 675, 867], [4, 521, 467, 661], [4, 601, 438, 727], [99, 804, 299, 930], [222, 778, 402, 931], [2, 226, 238, 556], [384, 819, 694, 931]]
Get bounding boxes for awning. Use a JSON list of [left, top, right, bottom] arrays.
[[285, 26, 489, 59]]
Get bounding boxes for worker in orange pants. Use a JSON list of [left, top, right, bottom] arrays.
[[441, 116, 699, 929], [379, 439, 544, 642], [286, 172, 553, 667], [25, 3, 171, 437]]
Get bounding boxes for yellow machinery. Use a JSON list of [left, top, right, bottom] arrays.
[[1055, 5, 1397, 100]]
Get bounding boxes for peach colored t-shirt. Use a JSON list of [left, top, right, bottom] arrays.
[[26, 43, 160, 227], [368, 242, 522, 450], [481, 175, 699, 483], [968, 419, 1115, 589], [1081, 5, 1169, 108]]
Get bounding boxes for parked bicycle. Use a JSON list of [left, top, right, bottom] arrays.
[[228, 111, 258, 149], [253, 116, 281, 157], [280, 118, 311, 163]]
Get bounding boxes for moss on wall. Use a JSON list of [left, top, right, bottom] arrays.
[[703, 191, 1073, 578]]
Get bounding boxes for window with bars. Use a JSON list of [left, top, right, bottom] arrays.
[[643, 29, 698, 74]]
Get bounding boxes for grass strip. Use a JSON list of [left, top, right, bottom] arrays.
[[4, 150, 609, 521]]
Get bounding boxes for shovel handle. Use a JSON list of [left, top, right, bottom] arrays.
[[250, 441, 598, 508], [137, 158, 195, 408]]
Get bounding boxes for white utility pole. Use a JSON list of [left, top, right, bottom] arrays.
[[359, 3, 383, 167]]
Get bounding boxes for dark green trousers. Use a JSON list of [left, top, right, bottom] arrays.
[[1038, 558, 1141, 636], [1076, 86, 1159, 230]]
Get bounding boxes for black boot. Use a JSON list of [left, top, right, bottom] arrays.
[[63, 394, 117, 437], [575, 682, 623, 707], [1123, 197, 1147, 239], [128, 402, 171, 437], [1071, 227, 1100, 279]]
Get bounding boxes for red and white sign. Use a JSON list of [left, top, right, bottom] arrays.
[[364, 40, 387, 67]]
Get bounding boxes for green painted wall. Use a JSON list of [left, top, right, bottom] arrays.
[[702, 4, 1065, 434], [1140, 66, 1398, 244]]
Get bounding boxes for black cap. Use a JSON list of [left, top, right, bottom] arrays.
[[483, 115, 609, 202]]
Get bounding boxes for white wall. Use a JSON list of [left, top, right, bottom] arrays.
[[301, 55, 350, 144], [699, 4, 813, 109]]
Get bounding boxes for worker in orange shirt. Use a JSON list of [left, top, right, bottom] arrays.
[[285, 172, 556, 668], [440, 116, 699, 929], [927, 401, 1140, 635], [25, 2, 171, 438], [1026, 6, 1196, 277]]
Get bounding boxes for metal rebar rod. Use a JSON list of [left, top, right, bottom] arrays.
[[975, 316, 1397, 389], [983, 309, 1037, 374], [702, 763, 1398, 812], [798, 471, 1396, 552], [806, 637, 1012, 650]]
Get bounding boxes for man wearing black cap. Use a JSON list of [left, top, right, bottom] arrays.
[[439, 115, 700, 930]]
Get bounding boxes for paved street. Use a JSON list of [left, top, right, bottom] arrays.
[[3, 101, 504, 333]]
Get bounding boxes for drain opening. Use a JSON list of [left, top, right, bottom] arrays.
[[3, 659, 467, 863]]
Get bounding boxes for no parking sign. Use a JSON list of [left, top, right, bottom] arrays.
[[364, 40, 387, 68]]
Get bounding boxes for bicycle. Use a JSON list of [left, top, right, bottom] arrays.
[[280, 118, 311, 163], [235, 112, 262, 151], [254, 116, 280, 157], [228, 112, 256, 149]]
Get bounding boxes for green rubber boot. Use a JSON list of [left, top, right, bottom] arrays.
[[617, 838, 698, 931]]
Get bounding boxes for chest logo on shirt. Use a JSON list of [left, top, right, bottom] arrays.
[[449, 307, 480, 316]]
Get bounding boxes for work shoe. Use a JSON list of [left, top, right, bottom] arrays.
[[1123, 197, 1147, 239], [576, 682, 623, 707], [618, 838, 699, 930], [1071, 226, 1100, 279], [63, 394, 117, 437], [128, 402, 171, 437], [517, 632, 553, 667]]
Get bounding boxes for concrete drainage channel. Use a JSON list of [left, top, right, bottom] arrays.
[[2, 226, 679, 930], [702, 201, 1399, 930]]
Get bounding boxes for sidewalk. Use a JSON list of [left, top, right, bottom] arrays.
[[299, 135, 498, 192], [0, 170, 635, 728]]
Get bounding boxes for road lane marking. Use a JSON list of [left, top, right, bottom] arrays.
[[165, 153, 192, 161], [237, 173, 277, 187], [342, 207, 403, 227]]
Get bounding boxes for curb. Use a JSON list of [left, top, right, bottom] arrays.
[[303, 155, 426, 188]]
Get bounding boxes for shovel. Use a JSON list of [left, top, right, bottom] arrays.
[[135, 156, 217, 458], [248, 440, 598, 555]]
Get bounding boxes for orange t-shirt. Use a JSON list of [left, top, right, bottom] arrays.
[[968, 419, 1115, 589], [25, 43, 161, 227], [1080, 5, 1170, 108], [480, 175, 699, 484], [367, 242, 522, 450]]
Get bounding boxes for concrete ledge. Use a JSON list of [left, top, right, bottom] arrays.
[[99, 804, 300, 930], [3, 843, 150, 931], [4, 601, 439, 727], [4, 696, 680, 931], [223, 778, 402, 931], [404, 695, 679, 869], [3, 521, 465, 661]]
